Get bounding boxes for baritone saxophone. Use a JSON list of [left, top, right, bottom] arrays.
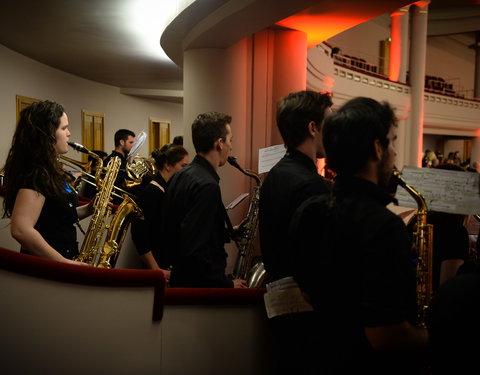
[[393, 167, 433, 327], [68, 142, 142, 268]]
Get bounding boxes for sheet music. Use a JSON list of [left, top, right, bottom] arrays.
[[395, 166, 480, 215], [258, 144, 286, 174]]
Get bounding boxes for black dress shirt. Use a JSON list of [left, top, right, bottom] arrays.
[[259, 148, 331, 281], [162, 155, 233, 287], [131, 174, 169, 268], [289, 175, 419, 374]]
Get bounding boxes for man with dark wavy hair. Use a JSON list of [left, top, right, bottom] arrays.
[[163, 112, 246, 288], [290, 97, 428, 374]]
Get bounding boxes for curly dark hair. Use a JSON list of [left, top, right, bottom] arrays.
[[323, 97, 397, 176], [3, 100, 69, 217]]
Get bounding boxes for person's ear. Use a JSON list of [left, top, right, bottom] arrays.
[[307, 121, 317, 137], [373, 139, 383, 161], [215, 138, 223, 151]]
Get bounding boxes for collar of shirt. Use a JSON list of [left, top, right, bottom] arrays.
[[153, 173, 167, 189], [333, 175, 397, 206], [285, 148, 318, 174], [192, 154, 220, 183], [110, 150, 126, 160]]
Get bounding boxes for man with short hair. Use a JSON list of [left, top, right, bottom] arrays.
[[258, 90, 333, 374], [290, 97, 428, 374], [104, 129, 135, 204], [163, 112, 246, 288]]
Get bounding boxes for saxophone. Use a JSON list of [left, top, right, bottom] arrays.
[[393, 167, 433, 327], [69, 142, 142, 268], [227, 156, 266, 288]]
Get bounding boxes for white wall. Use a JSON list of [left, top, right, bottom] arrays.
[[427, 36, 475, 96], [326, 13, 476, 95], [0, 44, 184, 165], [326, 14, 390, 67]]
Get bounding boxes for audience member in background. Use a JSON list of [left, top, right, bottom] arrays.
[[422, 149, 438, 168], [2, 100, 94, 264], [131, 144, 189, 281]]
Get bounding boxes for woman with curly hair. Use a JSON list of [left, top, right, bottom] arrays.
[[2, 100, 93, 264]]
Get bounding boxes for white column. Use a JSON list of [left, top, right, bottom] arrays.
[[474, 31, 480, 99], [408, 1, 430, 167], [389, 6, 410, 83]]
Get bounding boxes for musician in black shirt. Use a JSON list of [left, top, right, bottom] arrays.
[[163, 112, 246, 288], [259, 90, 333, 373], [290, 97, 428, 374], [3, 100, 93, 263], [131, 144, 189, 278], [104, 129, 135, 204]]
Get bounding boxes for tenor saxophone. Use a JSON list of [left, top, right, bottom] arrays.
[[227, 156, 266, 288], [393, 167, 434, 327]]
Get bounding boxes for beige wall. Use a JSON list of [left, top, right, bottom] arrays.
[[0, 44, 184, 165]]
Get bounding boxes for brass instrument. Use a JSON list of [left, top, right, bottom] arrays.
[[69, 142, 142, 268], [60, 143, 132, 200], [99, 195, 141, 267], [227, 156, 266, 288], [125, 130, 153, 188], [60, 155, 93, 173], [393, 167, 433, 327], [125, 156, 156, 189]]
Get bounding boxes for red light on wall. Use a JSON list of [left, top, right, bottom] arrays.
[[276, 14, 369, 48]]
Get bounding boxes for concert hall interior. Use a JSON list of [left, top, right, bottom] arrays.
[[0, 0, 479, 374]]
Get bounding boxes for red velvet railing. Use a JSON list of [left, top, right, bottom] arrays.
[[0, 247, 267, 321], [0, 247, 166, 321]]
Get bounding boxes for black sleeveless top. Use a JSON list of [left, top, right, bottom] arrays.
[[20, 179, 79, 259]]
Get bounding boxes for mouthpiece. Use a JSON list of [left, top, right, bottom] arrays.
[[227, 156, 240, 168], [68, 141, 90, 154]]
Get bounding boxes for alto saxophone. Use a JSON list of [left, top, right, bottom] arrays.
[[393, 167, 434, 327], [69, 142, 142, 268], [227, 156, 266, 288]]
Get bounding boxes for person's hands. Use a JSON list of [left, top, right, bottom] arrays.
[[161, 269, 171, 283], [232, 218, 247, 242], [233, 279, 248, 288]]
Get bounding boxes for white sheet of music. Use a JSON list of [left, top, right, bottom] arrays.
[[395, 166, 480, 215], [258, 144, 286, 174]]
